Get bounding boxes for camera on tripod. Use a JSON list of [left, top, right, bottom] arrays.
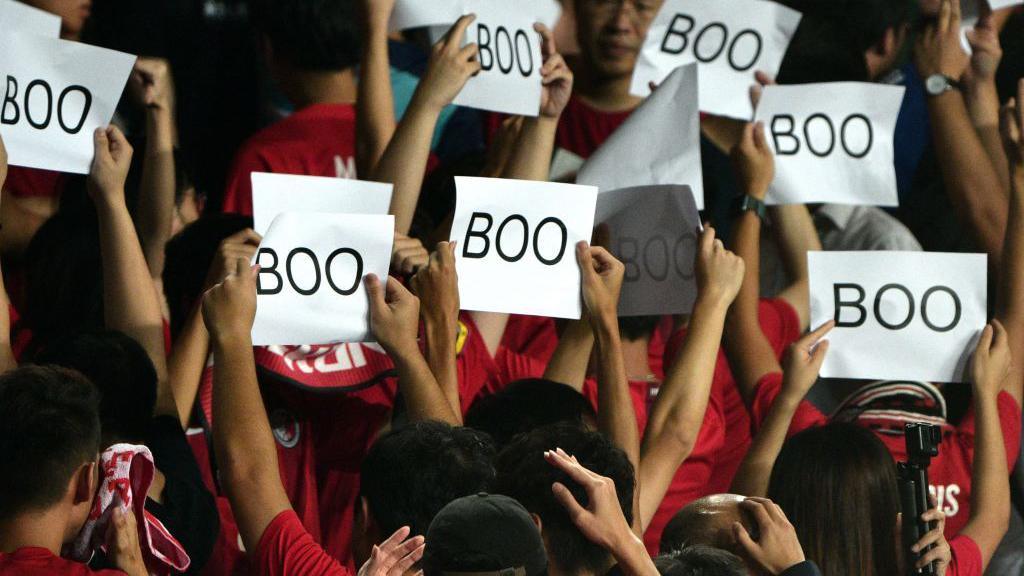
[[897, 422, 942, 576]]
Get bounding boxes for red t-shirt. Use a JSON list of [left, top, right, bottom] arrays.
[[222, 103, 359, 215], [555, 95, 634, 159], [256, 510, 349, 576], [4, 166, 67, 198], [0, 547, 125, 575], [948, 534, 982, 576], [751, 377, 1022, 538]]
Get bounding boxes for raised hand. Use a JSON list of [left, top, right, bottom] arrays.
[[411, 241, 460, 332], [391, 232, 430, 276], [356, 526, 426, 576], [1002, 79, 1024, 167], [128, 57, 174, 111], [535, 23, 573, 120], [545, 448, 636, 553], [970, 320, 1012, 400], [416, 14, 483, 112], [731, 122, 774, 200], [577, 242, 625, 324], [365, 274, 420, 356], [781, 320, 834, 397], [201, 258, 258, 343], [963, 10, 1002, 88], [104, 508, 148, 576], [695, 226, 745, 309], [912, 508, 952, 575], [914, 0, 969, 81], [733, 497, 806, 575], [205, 228, 262, 290], [88, 126, 134, 203]]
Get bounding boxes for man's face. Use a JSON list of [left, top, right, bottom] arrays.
[[24, 0, 91, 39], [576, 0, 662, 81]]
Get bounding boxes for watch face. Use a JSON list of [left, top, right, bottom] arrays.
[[926, 74, 948, 95]]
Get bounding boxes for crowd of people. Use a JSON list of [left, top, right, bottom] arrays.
[[1, 0, 1023, 575]]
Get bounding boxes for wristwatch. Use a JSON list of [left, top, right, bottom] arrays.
[[924, 74, 961, 97], [739, 194, 767, 221]]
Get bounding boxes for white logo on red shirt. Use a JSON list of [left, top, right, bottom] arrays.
[[928, 484, 961, 517], [265, 342, 386, 374], [270, 408, 300, 449], [334, 155, 357, 179]]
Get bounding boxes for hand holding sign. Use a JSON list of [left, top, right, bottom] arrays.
[[536, 23, 573, 119], [578, 243, 625, 325], [87, 126, 133, 206], [781, 321, 834, 398], [915, 0, 969, 80], [127, 58, 174, 111], [962, 10, 1001, 87], [730, 122, 774, 200], [419, 14, 483, 112], [970, 320, 1011, 400], [695, 226, 744, 310], [205, 229, 262, 291], [365, 273, 420, 357], [202, 257, 258, 344], [411, 242, 460, 336], [392, 233, 430, 276]]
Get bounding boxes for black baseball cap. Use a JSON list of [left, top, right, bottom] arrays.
[[423, 493, 548, 576]]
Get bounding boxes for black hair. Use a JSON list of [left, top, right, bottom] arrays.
[[618, 316, 660, 342], [162, 214, 254, 339], [360, 421, 497, 537], [493, 423, 635, 575], [0, 365, 100, 519], [767, 423, 900, 576], [465, 379, 597, 449], [654, 547, 747, 576], [37, 330, 158, 445], [249, 0, 361, 71]]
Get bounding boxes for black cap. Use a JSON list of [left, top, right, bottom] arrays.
[[423, 493, 547, 576]]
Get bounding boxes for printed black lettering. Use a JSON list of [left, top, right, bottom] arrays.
[[477, 23, 493, 71], [693, 22, 727, 63], [1, 76, 18, 125], [619, 237, 640, 282], [496, 214, 529, 262], [834, 283, 866, 327], [57, 85, 92, 134], [256, 248, 283, 295], [325, 248, 363, 296], [920, 285, 961, 333], [495, 26, 514, 74], [532, 217, 567, 265], [771, 115, 800, 155], [873, 283, 914, 330], [673, 232, 697, 280], [286, 248, 321, 296], [644, 235, 670, 281], [803, 113, 835, 157], [727, 29, 762, 71], [24, 79, 52, 130], [840, 113, 873, 158], [463, 212, 493, 259], [514, 29, 534, 77], [660, 14, 695, 54]]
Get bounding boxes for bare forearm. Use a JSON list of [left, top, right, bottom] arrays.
[[136, 108, 176, 279], [423, 315, 462, 422], [594, 316, 639, 464], [997, 168, 1024, 407], [167, 305, 210, 427], [962, 393, 1009, 563], [965, 83, 1010, 193], [609, 533, 659, 576], [392, 344, 459, 424], [543, 319, 595, 392], [376, 96, 441, 234], [357, 23, 396, 176], [502, 117, 558, 181], [729, 390, 800, 497], [768, 205, 819, 282], [928, 92, 1007, 259]]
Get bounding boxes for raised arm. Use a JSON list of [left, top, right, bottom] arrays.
[[411, 241, 462, 420], [723, 123, 780, 405], [89, 126, 173, 419], [915, 0, 1007, 260], [376, 15, 480, 234], [128, 58, 178, 282], [356, 0, 398, 177], [366, 273, 459, 424], [768, 204, 820, 331], [958, 321, 1012, 569], [963, 9, 1010, 193], [0, 135, 15, 373], [729, 322, 832, 497], [639, 227, 743, 528], [996, 79, 1024, 409]]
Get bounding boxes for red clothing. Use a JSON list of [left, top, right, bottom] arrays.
[[256, 510, 349, 576], [0, 547, 125, 575], [582, 378, 653, 434], [4, 166, 66, 198], [555, 95, 634, 159], [222, 103, 358, 215], [948, 534, 982, 576], [751, 375, 1022, 538]]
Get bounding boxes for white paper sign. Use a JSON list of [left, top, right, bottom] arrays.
[[252, 213, 395, 346], [579, 64, 704, 210], [0, 34, 135, 174], [453, 0, 543, 116], [450, 176, 597, 318], [754, 82, 905, 206], [631, 0, 801, 120], [391, 0, 462, 31], [597, 185, 701, 316], [251, 172, 393, 235], [0, 0, 61, 37], [809, 251, 987, 383]]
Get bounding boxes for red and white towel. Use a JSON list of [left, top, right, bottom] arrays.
[[68, 443, 190, 575]]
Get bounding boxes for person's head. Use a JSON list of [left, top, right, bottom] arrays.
[[354, 421, 497, 567], [767, 423, 900, 576], [37, 330, 158, 447], [249, 0, 360, 78], [423, 493, 548, 576], [22, 0, 90, 40], [0, 366, 100, 543], [659, 494, 757, 557], [163, 214, 254, 339], [618, 315, 659, 343], [494, 423, 634, 576], [465, 379, 597, 449], [653, 546, 747, 576], [575, 0, 662, 83]]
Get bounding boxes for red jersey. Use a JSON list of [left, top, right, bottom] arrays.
[[555, 95, 634, 159], [751, 376, 1022, 538], [222, 103, 359, 215], [256, 510, 349, 576], [4, 166, 66, 198], [0, 548, 125, 575], [948, 535, 982, 576]]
